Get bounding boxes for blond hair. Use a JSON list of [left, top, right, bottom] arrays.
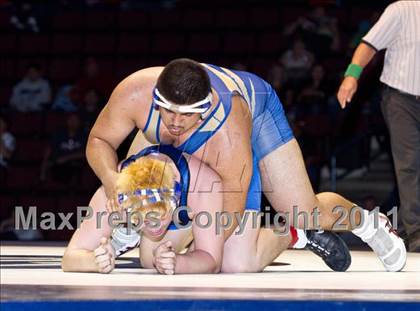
[[117, 157, 175, 217]]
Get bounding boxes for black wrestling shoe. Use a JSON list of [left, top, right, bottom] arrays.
[[305, 230, 351, 272]]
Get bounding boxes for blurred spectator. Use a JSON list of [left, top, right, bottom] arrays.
[[9, 64, 51, 112], [120, 0, 176, 10], [40, 114, 87, 185], [292, 122, 322, 192], [280, 39, 314, 88], [75, 57, 114, 100], [0, 114, 16, 168], [0, 209, 43, 241], [9, 0, 40, 32], [267, 64, 287, 93], [52, 84, 81, 112], [362, 195, 378, 211], [267, 64, 294, 111], [232, 62, 248, 72], [296, 64, 329, 117], [284, 6, 340, 57], [291, 65, 333, 191], [80, 89, 103, 130], [349, 11, 381, 50]]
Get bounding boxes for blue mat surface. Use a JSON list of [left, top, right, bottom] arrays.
[[2, 300, 419, 311]]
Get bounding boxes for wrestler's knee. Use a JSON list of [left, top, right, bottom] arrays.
[[292, 193, 323, 229], [315, 192, 338, 205]]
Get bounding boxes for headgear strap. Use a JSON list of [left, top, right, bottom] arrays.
[[153, 88, 212, 114]]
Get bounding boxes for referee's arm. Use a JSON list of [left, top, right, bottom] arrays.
[[337, 43, 376, 108], [337, 2, 400, 108]]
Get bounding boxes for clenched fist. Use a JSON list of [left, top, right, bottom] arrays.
[[153, 241, 176, 275], [94, 237, 116, 274]]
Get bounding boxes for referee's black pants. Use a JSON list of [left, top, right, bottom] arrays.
[[381, 85, 420, 252]]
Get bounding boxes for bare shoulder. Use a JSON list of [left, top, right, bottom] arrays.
[[110, 66, 164, 105], [104, 67, 164, 128]]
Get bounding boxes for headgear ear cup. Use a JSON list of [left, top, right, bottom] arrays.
[[173, 181, 182, 201], [122, 144, 190, 213]]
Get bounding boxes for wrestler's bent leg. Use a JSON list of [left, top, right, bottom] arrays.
[[259, 139, 355, 230], [221, 211, 291, 273]]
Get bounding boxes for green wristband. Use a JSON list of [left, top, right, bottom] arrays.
[[344, 64, 363, 79]]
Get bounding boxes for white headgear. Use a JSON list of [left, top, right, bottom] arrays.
[[153, 88, 212, 115]]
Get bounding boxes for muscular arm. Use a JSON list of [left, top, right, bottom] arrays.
[[62, 187, 113, 272], [175, 166, 224, 274], [86, 75, 144, 196], [209, 96, 253, 240], [62, 248, 99, 272]]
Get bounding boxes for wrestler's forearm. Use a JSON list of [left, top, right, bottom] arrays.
[[223, 192, 247, 239], [351, 42, 377, 68], [86, 136, 119, 186], [61, 249, 99, 272], [175, 250, 219, 274]]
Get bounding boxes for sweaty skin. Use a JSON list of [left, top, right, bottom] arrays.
[[87, 67, 253, 240]]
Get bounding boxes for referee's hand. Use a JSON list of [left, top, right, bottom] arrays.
[[337, 76, 358, 109]]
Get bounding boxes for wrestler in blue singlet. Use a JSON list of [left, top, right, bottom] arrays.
[[141, 64, 294, 215]]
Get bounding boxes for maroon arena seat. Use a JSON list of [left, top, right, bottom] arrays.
[[19, 196, 56, 215], [223, 33, 255, 54], [1, 34, 18, 54], [52, 11, 84, 30], [150, 33, 186, 54], [48, 58, 81, 82], [9, 112, 44, 137], [250, 8, 280, 28], [18, 34, 50, 54], [215, 8, 248, 28], [148, 10, 182, 30], [85, 10, 116, 30], [117, 11, 149, 30], [57, 197, 90, 215], [14, 138, 48, 163], [182, 9, 215, 28], [5, 165, 39, 189], [80, 167, 101, 192], [117, 33, 150, 54], [0, 195, 18, 220], [256, 32, 287, 54], [187, 33, 220, 54], [16, 58, 48, 78], [85, 34, 116, 54], [115, 58, 148, 79], [279, 7, 304, 26], [249, 58, 276, 78], [0, 86, 12, 107], [43, 112, 70, 136], [51, 34, 84, 54]]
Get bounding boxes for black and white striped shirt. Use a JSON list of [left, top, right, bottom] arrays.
[[362, 1, 420, 96]]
